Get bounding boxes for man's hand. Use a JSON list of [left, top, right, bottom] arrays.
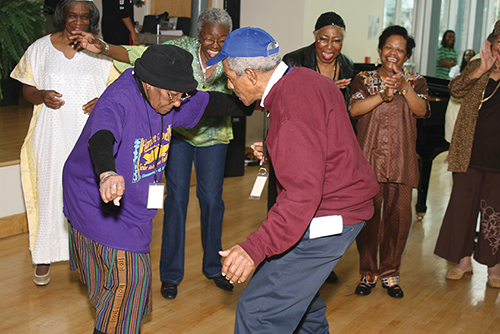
[[219, 245, 255, 284], [251, 141, 265, 165], [131, 30, 140, 46]]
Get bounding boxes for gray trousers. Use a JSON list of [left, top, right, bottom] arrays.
[[234, 221, 365, 334]]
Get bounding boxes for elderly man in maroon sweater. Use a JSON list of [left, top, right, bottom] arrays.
[[207, 27, 379, 334]]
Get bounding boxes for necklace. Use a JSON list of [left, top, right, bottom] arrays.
[[479, 78, 500, 110], [197, 45, 213, 82], [316, 58, 338, 80], [480, 79, 500, 103]]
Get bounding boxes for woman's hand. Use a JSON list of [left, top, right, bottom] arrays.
[[99, 172, 125, 206], [384, 62, 408, 93], [469, 41, 498, 79], [480, 40, 498, 73], [69, 31, 106, 54], [41, 90, 65, 109], [335, 78, 352, 90], [83, 98, 98, 114], [22, 85, 64, 108], [69, 31, 131, 62]]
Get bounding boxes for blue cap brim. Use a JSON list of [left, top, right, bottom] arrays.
[[206, 51, 228, 67]]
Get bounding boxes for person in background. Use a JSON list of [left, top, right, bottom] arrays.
[[62, 44, 252, 334], [70, 7, 238, 299], [449, 49, 476, 79], [157, 8, 236, 299], [283, 11, 353, 108], [445, 49, 476, 143], [350, 25, 429, 298], [275, 11, 355, 132], [208, 27, 379, 333], [436, 30, 457, 79], [281, 11, 354, 283], [434, 21, 500, 289], [101, 0, 142, 45], [10, 0, 117, 286]]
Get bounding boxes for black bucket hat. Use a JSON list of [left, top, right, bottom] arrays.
[[134, 44, 198, 92]]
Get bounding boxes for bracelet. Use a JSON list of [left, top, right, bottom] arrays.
[[378, 89, 394, 102], [99, 171, 118, 186], [400, 83, 411, 95], [99, 38, 109, 54]]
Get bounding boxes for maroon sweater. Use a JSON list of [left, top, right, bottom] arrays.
[[239, 67, 379, 266]]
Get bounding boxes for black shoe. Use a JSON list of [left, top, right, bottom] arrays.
[[355, 282, 374, 296], [161, 282, 178, 299], [383, 284, 404, 298], [212, 275, 234, 291], [325, 270, 338, 283]]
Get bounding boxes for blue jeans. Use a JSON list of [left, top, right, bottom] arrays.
[[234, 221, 366, 334], [160, 137, 228, 284]]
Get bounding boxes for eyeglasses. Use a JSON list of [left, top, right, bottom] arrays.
[[200, 34, 226, 46], [168, 91, 191, 104], [316, 37, 343, 47]]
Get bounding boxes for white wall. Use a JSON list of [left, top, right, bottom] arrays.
[[240, 0, 386, 146], [240, 0, 307, 57], [240, 0, 385, 62], [0, 165, 25, 218]]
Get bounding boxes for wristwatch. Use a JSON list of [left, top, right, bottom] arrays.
[[400, 82, 411, 95], [99, 38, 109, 55]]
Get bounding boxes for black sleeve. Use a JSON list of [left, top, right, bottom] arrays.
[[204, 91, 255, 117], [88, 130, 116, 176]]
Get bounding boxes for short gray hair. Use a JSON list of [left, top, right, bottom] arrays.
[[226, 54, 281, 76], [197, 8, 233, 35]]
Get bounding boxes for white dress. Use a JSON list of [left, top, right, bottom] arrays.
[[10, 35, 119, 264]]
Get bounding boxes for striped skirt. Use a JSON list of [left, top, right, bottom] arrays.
[[69, 222, 152, 334]]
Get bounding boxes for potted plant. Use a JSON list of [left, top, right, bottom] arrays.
[[0, 0, 45, 105]]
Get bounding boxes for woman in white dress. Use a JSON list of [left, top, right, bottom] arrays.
[[10, 0, 118, 285]]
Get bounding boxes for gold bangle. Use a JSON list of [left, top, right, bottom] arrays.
[[378, 89, 394, 102], [400, 83, 411, 95]]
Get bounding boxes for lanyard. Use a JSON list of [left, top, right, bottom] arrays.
[[261, 109, 269, 169], [145, 108, 163, 183], [135, 73, 164, 183]]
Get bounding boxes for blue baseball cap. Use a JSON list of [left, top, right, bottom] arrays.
[[206, 27, 279, 66]]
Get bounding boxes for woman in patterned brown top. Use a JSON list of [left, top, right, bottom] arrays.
[[434, 21, 500, 289], [349, 25, 429, 298]]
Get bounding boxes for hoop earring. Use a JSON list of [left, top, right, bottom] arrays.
[[375, 58, 380, 67]]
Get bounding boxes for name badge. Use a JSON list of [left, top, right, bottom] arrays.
[[249, 168, 268, 200], [147, 183, 165, 209], [309, 215, 343, 239]]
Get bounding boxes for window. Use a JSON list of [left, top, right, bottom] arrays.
[[438, 0, 472, 62], [482, 0, 500, 42], [383, 0, 416, 34]]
